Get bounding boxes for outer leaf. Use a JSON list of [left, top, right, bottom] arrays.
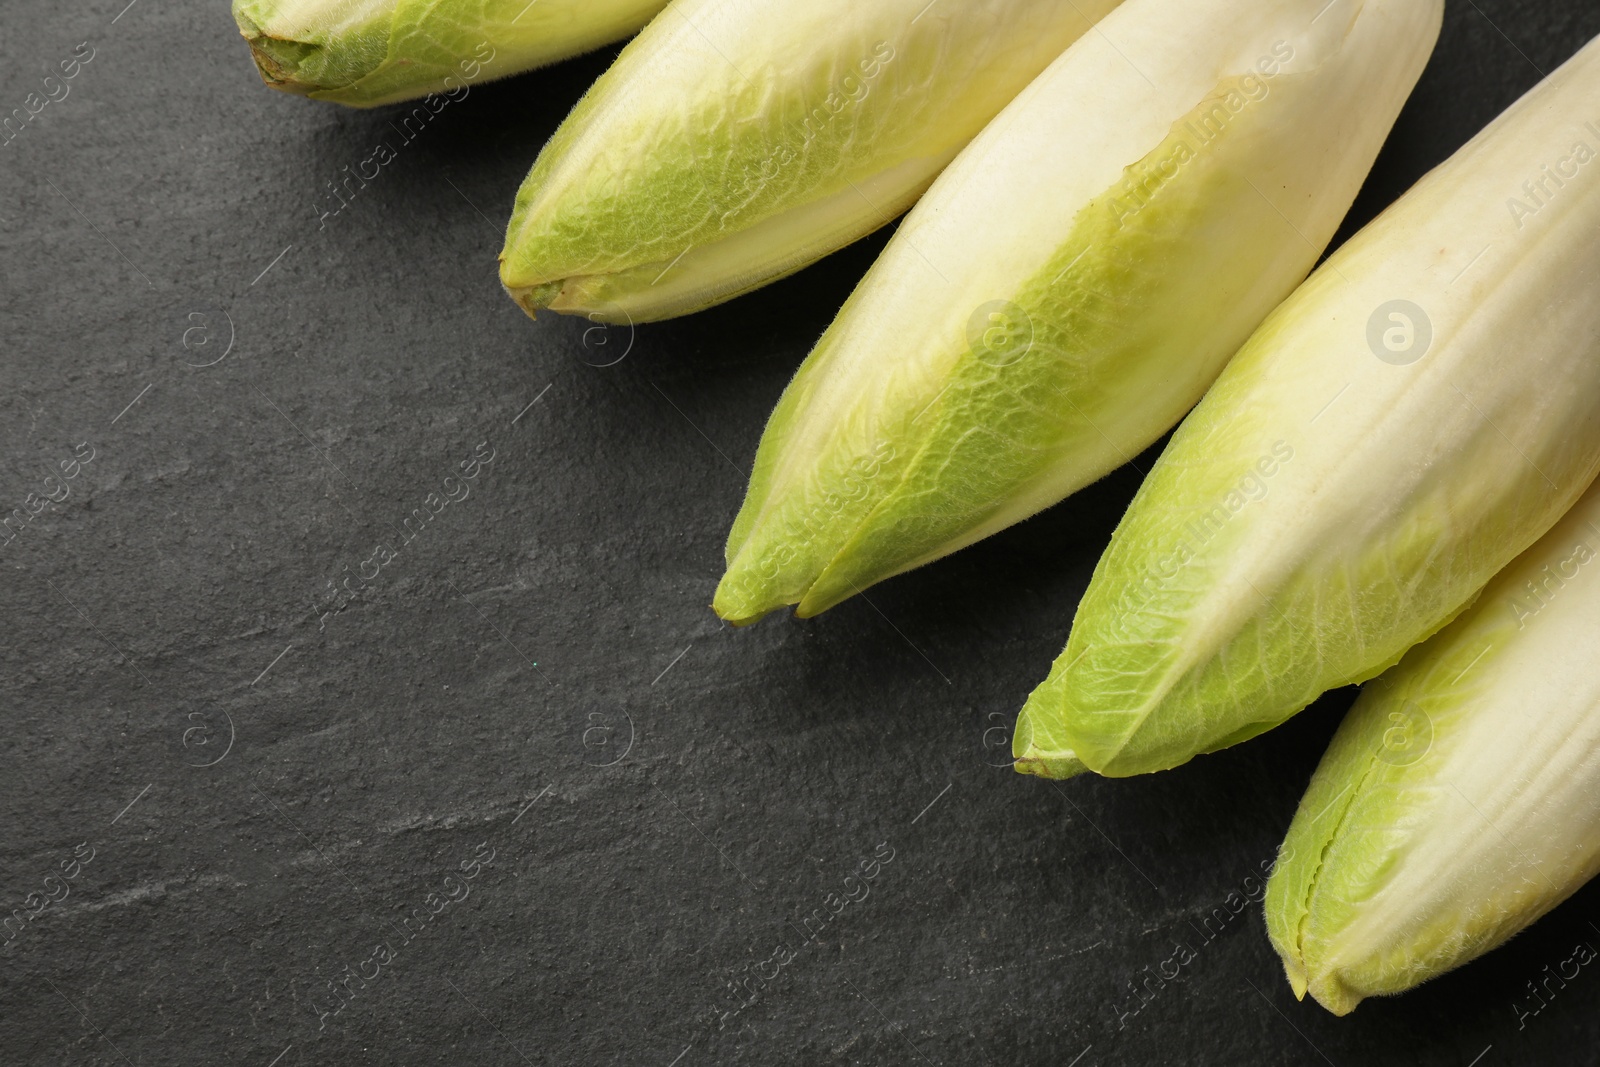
[[715, 0, 1440, 626], [1016, 34, 1600, 779], [499, 0, 1123, 323], [233, 0, 669, 108], [1266, 478, 1600, 1014]]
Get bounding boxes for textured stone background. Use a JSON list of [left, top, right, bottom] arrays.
[[3, 2, 1598, 1064]]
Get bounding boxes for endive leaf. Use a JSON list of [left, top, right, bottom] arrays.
[[1017, 33, 1600, 778], [1266, 476, 1600, 1015], [233, 0, 670, 108], [499, 0, 1123, 323], [715, 0, 1441, 626]]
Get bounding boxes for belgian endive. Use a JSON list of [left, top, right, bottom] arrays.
[[714, 0, 1441, 626], [1015, 34, 1600, 779], [499, 0, 1125, 323], [233, 0, 670, 107], [1266, 477, 1600, 1015]]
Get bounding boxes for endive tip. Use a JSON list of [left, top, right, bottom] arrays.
[[1276, 942, 1364, 1016], [1011, 706, 1088, 779], [792, 593, 837, 620], [710, 579, 777, 628], [1282, 955, 1309, 1001], [1277, 944, 1363, 1014], [240, 29, 319, 98], [1011, 752, 1089, 779], [713, 608, 769, 629], [1306, 973, 1363, 1017], [502, 281, 563, 323]]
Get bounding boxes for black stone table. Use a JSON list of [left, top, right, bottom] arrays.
[[3, 1, 1596, 1063]]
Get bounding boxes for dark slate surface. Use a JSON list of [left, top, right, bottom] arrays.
[[2, 2, 1597, 1064]]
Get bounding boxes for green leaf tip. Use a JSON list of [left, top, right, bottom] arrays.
[[1010, 704, 1088, 780]]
